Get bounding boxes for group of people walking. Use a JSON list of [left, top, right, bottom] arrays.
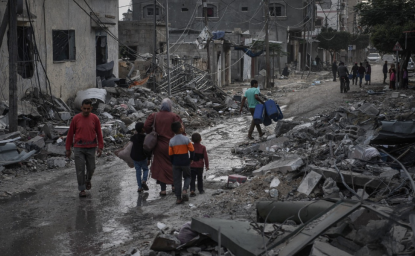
[[383, 61, 409, 90], [66, 98, 209, 204], [332, 61, 372, 87]]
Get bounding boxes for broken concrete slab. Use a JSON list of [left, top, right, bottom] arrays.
[[27, 136, 45, 148], [258, 137, 289, 152], [46, 144, 66, 156], [310, 241, 353, 256], [297, 171, 323, 196], [358, 103, 380, 116], [274, 121, 301, 136], [0, 131, 21, 141], [348, 144, 380, 161], [150, 234, 181, 251], [47, 157, 66, 168], [352, 189, 369, 200], [253, 156, 304, 176], [58, 112, 71, 121], [309, 165, 399, 189], [379, 168, 399, 178]]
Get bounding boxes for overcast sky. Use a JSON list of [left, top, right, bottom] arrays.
[[119, 0, 131, 20]]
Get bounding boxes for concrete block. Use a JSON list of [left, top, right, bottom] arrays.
[[297, 171, 323, 195], [253, 155, 304, 176], [59, 112, 72, 121], [310, 241, 353, 256], [352, 189, 369, 200], [258, 137, 289, 152], [309, 165, 399, 189], [47, 157, 66, 168], [391, 92, 399, 98], [42, 123, 53, 139], [358, 103, 380, 116], [379, 168, 399, 178], [46, 143, 66, 156], [28, 136, 45, 148]]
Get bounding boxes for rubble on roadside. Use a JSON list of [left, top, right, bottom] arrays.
[[129, 88, 415, 256], [0, 76, 241, 196]]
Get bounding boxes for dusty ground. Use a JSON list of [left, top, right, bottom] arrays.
[[0, 63, 408, 255]]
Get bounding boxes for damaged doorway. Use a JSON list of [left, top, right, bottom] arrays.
[[96, 31, 108, 65]]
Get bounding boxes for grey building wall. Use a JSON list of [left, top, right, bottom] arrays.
[[131, 0, 308, 81], [0, 0, 119, 102]]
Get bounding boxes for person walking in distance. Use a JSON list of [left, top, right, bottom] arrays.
[[383, 61, 388, 84], [189, 133, 209, 197], [239, 80, 265, 140], [365, 62, 372, 85], [66, 99, 104, 197], [351, 63, 359, 85], [332, 61, 338, 81], [358, 62, 366, 88], [390, 67, 396, 90], [402, 67, 408, 89]]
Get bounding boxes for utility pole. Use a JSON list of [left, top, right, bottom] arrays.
[[9, 0, 18, 132], [0, 3, 9, 49], [166, 0, 171, 96], [203, 0, 210, 74], [276, 24, 281, 76], [264, 0, 270, 88], [152, 0, 157, 91]]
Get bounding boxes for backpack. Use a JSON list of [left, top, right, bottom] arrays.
[[143, 113, 157, 152]]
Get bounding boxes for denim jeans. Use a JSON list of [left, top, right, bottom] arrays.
[[172, 165, 191, 199], [133, 160, 149, 189], [359, 74, 364, 86]]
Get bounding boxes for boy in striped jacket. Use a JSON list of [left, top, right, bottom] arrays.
[[169, 122, 194, 204]]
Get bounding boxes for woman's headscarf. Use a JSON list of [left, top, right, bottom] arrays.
[[160, 98, 173, 112]]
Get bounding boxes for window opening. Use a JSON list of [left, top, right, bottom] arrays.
[[269, 4, 283, 16], [242, 7, 248, 11], [182, 8, 188, 12], [147, 7, 160, 16], [53, 30, 75, 61], [207, 7, 214, 17]]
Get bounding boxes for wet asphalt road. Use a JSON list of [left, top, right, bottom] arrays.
[[0, 116, 251, 256]]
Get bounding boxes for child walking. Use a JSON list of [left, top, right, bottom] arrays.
[[130, 122, 151, 193], [190, 133, 209, 197], [169, 122, 194, 204]]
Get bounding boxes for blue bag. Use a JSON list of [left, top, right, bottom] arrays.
[[365, 74, 370, 81], [272, 104, 284, 122], [253, 104, 264, 125], [348, 74, 353, 79], [263, 114, 272, 126], [264, 99, 279, 119]]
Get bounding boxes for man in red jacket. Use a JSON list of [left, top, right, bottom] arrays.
[[66, 99, 104, 197]]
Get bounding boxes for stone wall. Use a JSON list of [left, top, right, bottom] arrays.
[[0, 0, 119, 102]]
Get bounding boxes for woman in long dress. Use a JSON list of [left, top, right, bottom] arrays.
[[144, 99, 184, 196]]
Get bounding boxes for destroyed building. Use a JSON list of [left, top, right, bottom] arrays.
[[119, 0, 316, 85], [0, 0, 119, 102]]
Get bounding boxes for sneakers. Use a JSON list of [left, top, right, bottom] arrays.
[[141, 181, 149, 191], [190, 191, 196, 197], [199, 190, 205, 194]]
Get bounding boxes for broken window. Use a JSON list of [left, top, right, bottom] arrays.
[[207, 7, 214, 17], [315, 19, 322, 27], [269, 4, 284, 17], [147, 7, 159, 16], [242, 7, 248, 12], [52, 30, 75, 62], [17, 26, 34, 79], [182, 8, 188, 12]]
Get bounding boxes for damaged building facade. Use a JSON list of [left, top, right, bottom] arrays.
[[0, 0, 119, 102], [121, 0, 314, 86]]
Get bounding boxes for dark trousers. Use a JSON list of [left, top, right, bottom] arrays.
[[352, 74, 358, 84], [383, 73, 387, 83], [190, 168, 204, 192], [74, 147, 96, 191], [332, 71, 337, 81], [248, 108, 262, 137], [173, 165, 191, 199]]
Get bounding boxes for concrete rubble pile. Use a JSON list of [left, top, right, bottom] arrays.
[[134, 92, 415, 256], [0, 84, 239, 193]]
